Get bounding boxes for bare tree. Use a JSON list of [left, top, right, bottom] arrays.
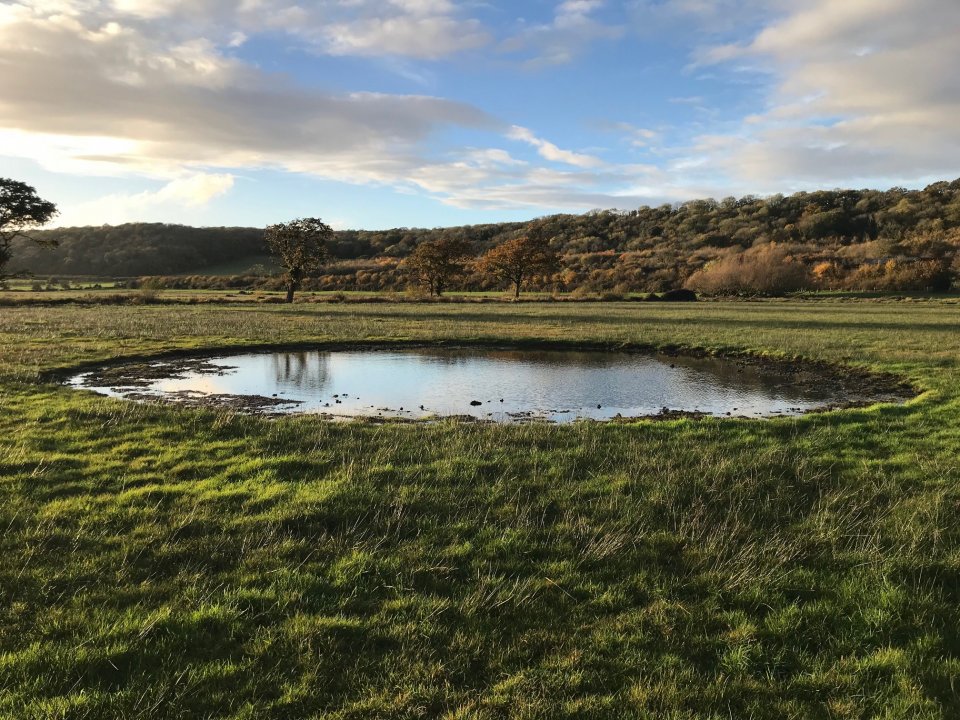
[[0, 178, 58, 278], [265, 217, 332, 303]]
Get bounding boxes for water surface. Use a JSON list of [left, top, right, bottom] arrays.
[[68, 347, 880, 421]]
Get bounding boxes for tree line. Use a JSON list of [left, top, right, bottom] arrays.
[[262, 217, 560, 302], [9, 178, 960, 295]]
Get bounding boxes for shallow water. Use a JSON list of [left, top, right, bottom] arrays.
[[68, 347, 871, 421]]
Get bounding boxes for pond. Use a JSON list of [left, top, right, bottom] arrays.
[[67, 346, 911, 422]]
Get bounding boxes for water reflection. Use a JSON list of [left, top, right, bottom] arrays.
[[71, 347, 886, 422], [271, 352, 330, 391]]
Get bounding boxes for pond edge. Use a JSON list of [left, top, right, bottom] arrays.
[[43, 339, 921, 422]]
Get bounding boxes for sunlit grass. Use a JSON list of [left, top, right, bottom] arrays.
[[1, 301, 959, 718]]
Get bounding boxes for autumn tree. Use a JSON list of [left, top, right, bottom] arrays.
[[265, 217, 332, 303], [477, 225, 560, 298], [0, 178, 58, 278], [405, 237, 473, 296]]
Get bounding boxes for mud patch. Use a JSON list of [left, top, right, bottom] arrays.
[[81, 358, 238, 389], [122, 390, 303, 413]]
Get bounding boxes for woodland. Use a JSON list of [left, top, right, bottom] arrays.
[[14, 179, 960, 294]]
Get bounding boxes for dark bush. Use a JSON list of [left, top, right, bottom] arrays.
[[661, 288, 697, 302]]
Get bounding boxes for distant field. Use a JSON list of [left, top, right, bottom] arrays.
[[1, 301, 959, 718], [4, 284, 960, 305], [0, 287, 609, 303]]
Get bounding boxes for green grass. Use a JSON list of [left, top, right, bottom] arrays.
[[1, 301, 959, 718]]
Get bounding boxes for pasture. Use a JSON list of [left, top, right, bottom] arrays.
[[1, 300, 958, 718]]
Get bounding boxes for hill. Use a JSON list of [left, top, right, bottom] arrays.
[[13, 179, 960, 293]]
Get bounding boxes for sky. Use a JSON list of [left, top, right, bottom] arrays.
[[1, 0, 958, 230]]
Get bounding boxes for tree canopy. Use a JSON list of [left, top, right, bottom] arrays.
[[477, 224, 561, 298], [265, 217, 332, 302], [0, 178, 58, 278], [405, 237, 473, 296]]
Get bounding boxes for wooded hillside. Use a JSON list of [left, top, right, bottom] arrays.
[[14, 179, 960, 293]]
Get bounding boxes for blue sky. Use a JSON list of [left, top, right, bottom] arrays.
[[1, 0, 958, 229]]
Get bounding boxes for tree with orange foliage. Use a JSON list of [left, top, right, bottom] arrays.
[[477, 225, 560, 298], [405, 237, 472, 296]]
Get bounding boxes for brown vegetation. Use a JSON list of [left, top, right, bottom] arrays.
[[14, 179, 960, 296], [403, 237, 472, 296], [476, 225, 561, 298], [684, 244, 811, 295]]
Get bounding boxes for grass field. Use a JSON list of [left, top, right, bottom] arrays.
[[1, 301, 959, 719], [0, 287, 563, 304]]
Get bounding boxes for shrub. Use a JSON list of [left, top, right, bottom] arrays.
[[132, 288, 158, 304], [845, 258, 953, 292], [684, 244, 811, 295], [569, 285, 596, 300], [661, 288, 697, 302]]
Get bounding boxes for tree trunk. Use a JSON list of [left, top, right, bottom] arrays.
[[0, 238, 11, 280], [286, 282, 296, 303]]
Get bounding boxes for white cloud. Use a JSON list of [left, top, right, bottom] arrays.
[[606, 122, 659, 148], [321, 16, 490, 59], [61, 173, 235, 225], [9, 0, 956, 226], [508, 126, 605, 169], [266, 0, 491, 60], [0, 8, 494, 180], [694, 0, 960, 190], [23, 0, 492, 60], [0, 2, 668, 217], [388, 0, 454, 17], [501, 0, 623, 67], [155, 173, 236, 206], [111, 0, 175, 19], [380, 141, 686, 211], [463, 148, 528, 167]]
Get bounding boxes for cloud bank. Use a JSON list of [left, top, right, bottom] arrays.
[[0, 0, 957, 225], [693, 0, 960, 191]]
